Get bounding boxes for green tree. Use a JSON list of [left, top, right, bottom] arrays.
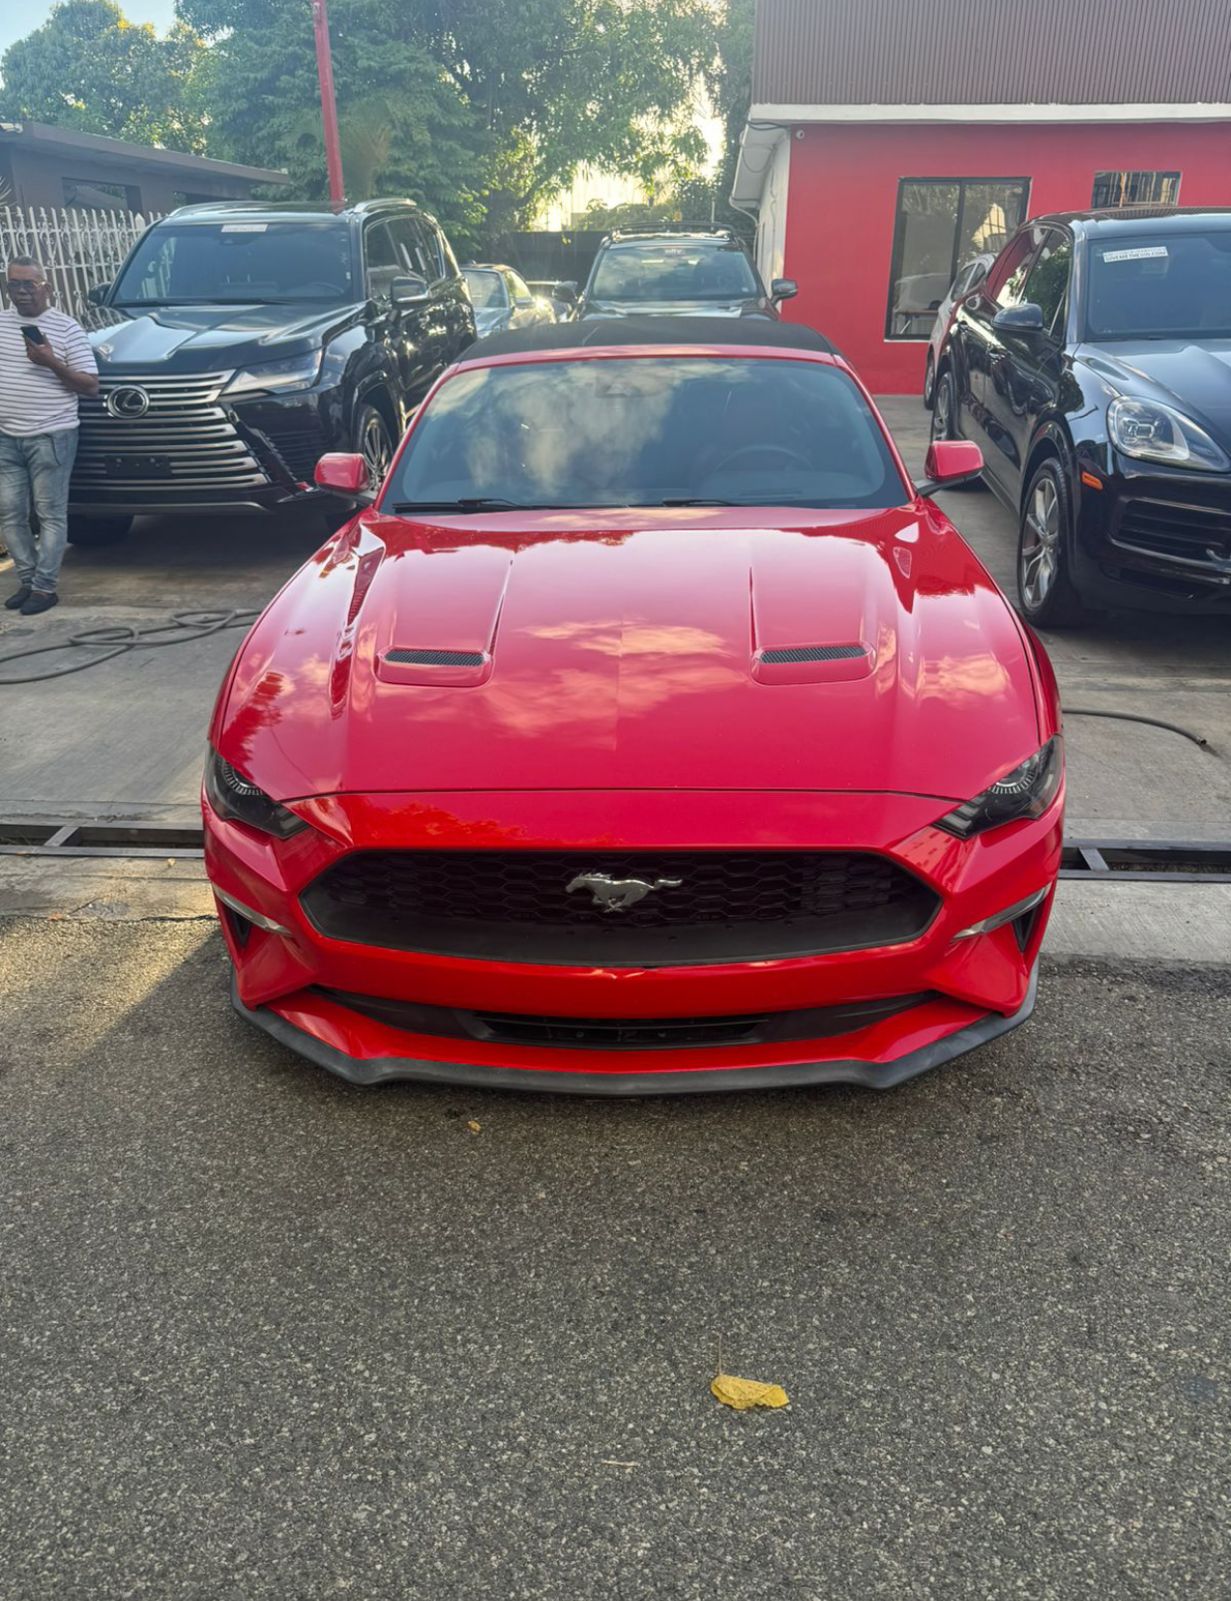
[[0, 0, 207, 153], [177, 0, 718, 235]]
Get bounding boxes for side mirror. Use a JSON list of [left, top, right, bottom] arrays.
[[559, 281, 578, 301], [992, 301, 1044, 334], [86, 282, 111, 305], [771, 278, 798, 303], [390, 273, 430, 308], [314, 452, 375, 502], [916, 439, 983, 496]]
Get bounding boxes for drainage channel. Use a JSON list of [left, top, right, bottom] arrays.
[[3, 820, 1231, 883]]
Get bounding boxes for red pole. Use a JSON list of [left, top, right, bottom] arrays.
[[311, 0, 346, 206]]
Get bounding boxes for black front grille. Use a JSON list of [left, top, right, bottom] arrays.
[[302, 850, 940, 966], [257, 418, 329, 482], [318, 987, 935, 1050], [1112, 497, 1231, 579], [761, 644, 865, 664]]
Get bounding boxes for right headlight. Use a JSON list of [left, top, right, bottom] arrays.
[[204, 747, 307, 839], [934, 737, 1063, 839], [1107, 397, 1230, 472]]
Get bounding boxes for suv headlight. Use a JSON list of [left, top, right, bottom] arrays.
[[204, 748, 307, 838], [224, 351, 323, 398], [1107, 397, 1230, 472], [934, 738, 1063, 839]]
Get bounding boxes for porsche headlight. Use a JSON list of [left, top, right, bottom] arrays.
[[934, 738, 1063, 839], [1107, 397, 1230, 473], [224, 351, 323, 398], [204, 748, 307, 838]]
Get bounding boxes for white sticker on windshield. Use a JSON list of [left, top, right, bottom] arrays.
[[221, 223, 268, 233], [1101, 245, 1168, 263]]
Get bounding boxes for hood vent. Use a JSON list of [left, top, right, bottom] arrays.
[[386, 648, 486, 667], [761, 644, 865, 665]]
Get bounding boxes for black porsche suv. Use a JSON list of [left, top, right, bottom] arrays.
[[931, 207, 1231, 622], [69, 199, 475, 545]]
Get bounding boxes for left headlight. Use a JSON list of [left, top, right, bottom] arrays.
[[934, 737, 1063, 839], [204, 748, 308, 838], [1107, 396, 1230, 472], [223, 351, 324, 398]]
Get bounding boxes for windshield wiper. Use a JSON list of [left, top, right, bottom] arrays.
[[639, 497, 739, 507], [392, 497, 545, 514]]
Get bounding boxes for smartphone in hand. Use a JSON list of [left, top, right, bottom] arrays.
[[21, 325, 47, 346]]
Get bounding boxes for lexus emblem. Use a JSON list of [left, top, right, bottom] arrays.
[[567, 871, 683, 913], [105, 384, 151, 419]]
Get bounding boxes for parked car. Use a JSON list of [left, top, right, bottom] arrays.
[[931, 208, 1231, 622], [462, 264, 557, 337], [577, 227, 796, 320], [68, 199, 476, 546], [527, 279, 579, 321], [203, 317, 1063, 1094], [922, 254, 995, 407]]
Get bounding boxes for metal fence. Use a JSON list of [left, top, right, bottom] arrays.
[[0, 205, 160, 320]]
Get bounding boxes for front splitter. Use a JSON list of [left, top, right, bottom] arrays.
[[231, 966, 1039, 1096]]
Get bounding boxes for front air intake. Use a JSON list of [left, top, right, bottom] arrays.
[[760, 644, 866, 665], [385, 648, 487, 667]]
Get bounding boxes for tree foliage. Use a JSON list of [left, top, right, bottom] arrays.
[[0, 0, 207, 153], [177, 0, 718, 240]]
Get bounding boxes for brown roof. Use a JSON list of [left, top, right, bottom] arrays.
[[753, 0, 1231, 106]]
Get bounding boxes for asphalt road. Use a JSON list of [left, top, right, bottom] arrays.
[[2, 918, 1228, 1599]]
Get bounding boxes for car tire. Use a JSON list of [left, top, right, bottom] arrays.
[[922, 351, 935, 410], [354, 401, 394, 490], [1017, 459, 1087, 628], [68, 515, 134, 548]]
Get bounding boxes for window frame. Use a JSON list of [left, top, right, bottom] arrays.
[[1092, 171, 1182, 209], [885, 175, 1032, 341], [1020, 226, 1074, 342]]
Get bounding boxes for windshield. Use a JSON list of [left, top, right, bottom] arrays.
[[112, 221, 356, 305], [386, 356, 906, 511], [589, 241, 761, 303], [1085, 229, 1231, 339], [463, 269, 508, 310]]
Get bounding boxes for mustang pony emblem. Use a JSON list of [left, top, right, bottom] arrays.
[[566, 871, 683, 913]]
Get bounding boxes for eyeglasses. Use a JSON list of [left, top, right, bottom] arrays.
[[5, 280, 46, 292]]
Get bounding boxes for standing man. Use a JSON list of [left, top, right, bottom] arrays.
[[1, 255, 100, 616]]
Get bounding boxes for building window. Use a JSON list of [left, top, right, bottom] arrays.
[[886, 177, 1030, 339], [63, 177, 141, 212], [1092, 171, 1181, 208]]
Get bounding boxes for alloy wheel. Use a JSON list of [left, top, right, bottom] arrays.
[[1021, 474, 1060, 611], [359, 409, 393, 487], [931, 373, 953, 440]]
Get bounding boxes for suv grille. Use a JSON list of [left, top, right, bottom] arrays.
[[301, 850, 939, 966], [76, 372, 268, 495], [1111, 497, 1231, 579]]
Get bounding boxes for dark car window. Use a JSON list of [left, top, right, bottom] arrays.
[[463, 269, 508, 309], [990, 231, 1039, 310], [112, 220, 356, 305], [386, 356, 907, 511], [590, 242, 761, 303], [386, 216, 435, 283], [364, 223, 402, 300], [1022, 230, 1072, 336], [1085, 229, 1231, 340]]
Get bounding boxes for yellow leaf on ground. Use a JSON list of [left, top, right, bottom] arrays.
[[467, 1120, 481, 1134], [711, 1373, 789, 1411]]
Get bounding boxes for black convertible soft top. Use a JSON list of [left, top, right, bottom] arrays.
[[463, 316, 835, 360]]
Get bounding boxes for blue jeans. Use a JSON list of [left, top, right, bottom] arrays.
[[0, 428, 78, 593]]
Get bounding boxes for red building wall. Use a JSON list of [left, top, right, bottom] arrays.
[[780, 121, 1231, 393]]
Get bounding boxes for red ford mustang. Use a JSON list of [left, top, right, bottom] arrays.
[[203, 319, 1064, 1093]]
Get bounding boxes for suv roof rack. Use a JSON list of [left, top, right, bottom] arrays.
[[607, 223, 739, 241]]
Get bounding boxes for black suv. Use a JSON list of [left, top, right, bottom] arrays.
[[70, 199, 475, 544], [931, 207, 1231, 622], [577, 227, 796, 321]]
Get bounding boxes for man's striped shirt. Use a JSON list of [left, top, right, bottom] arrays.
[[0, 305, 98, 437]]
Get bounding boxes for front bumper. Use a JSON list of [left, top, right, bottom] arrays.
[[204, 787, 1062, 1093], [1073, 458, 1231, 612]]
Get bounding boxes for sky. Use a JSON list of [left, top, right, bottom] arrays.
[[1, 0, 178, 58]]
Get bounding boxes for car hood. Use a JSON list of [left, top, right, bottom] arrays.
[[217, 507, 1041, 803], [582, 299, 773, 320], [1078, 338, 1231, 445], [474, 307, 512, 335], [86, 300, 363, 372]]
